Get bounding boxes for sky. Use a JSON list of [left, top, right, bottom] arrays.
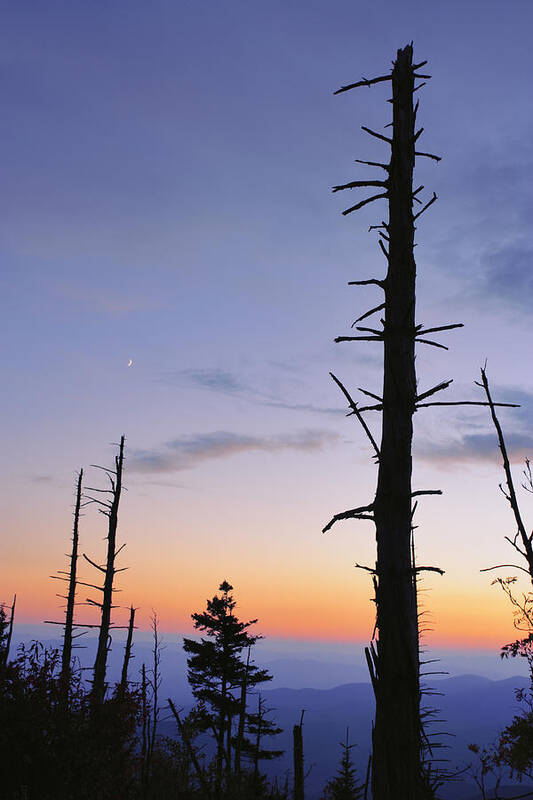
[[2, 0, 533, 663]]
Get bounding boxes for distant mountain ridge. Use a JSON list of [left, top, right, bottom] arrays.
[[155, 673, 530, 799], [11, 630, 533, 798]]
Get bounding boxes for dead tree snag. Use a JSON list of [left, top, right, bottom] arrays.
[[327, 43, 519, 798], [85, 435, 126, 707]]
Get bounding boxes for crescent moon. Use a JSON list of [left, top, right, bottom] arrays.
[[128, 359, 133, 367]]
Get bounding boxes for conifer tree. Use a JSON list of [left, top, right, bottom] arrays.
[[321, 730, 363, 800], [183, 580, 272, 798]]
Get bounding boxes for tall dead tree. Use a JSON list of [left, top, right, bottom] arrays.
[[61, 470, 83, 698], [326, 45, 517, 799], [44, 470, 86, 706], [84, 435, 127, 707]]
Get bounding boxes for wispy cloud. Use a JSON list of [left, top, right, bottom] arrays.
[[166, 367, 342, 416], [477, 243, 533, 311], [417, 387, 533, 464], [129, 429, 340, 473], [418, 431, 533, 465]]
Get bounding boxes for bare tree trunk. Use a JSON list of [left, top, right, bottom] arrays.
[[118, 605, 136, 698], [293, 711, 304, 800], [369, 46, 424, 799], [326, 44, 450, 800], [234, 646, 251, 776], [90, 435, 125, 707], [60, 469, 82, 704], [328, 44, 521, 798], [147, 611, 161, 771]]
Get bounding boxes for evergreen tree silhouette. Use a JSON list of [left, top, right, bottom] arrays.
[[183, 580, 272, 798], [321, 730, 363, 800]]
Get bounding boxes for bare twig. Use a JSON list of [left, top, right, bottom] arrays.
[[330, 372, 381, 459]]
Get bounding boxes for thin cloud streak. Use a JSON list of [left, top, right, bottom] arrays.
[[416, 385, 533, 464], [167, 367, 343, 416], [418, 431, 533, 465], [130, 429, 340, 473]]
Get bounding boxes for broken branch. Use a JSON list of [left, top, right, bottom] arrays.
[[323, 503, 375, 534], [334, 74, 392, 95], [333, 179, 387, 193], [342, 191, 389, 216]]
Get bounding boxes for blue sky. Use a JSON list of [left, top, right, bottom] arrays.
[[2, 0, 533, 651]]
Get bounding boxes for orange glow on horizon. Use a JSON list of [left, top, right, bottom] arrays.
[[10, 568, 521, 653]]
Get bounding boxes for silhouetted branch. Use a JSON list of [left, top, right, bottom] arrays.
[[480, 564, 531, 575], [342, 192, 389, 216], [323, 503, 375, 533], [335, 335, 382, 343], [362, 126, 392, 145], [358, 387, 383, 403], [353, 303, 386, 326], [416, 400, 519, 409], [416, 338, 448, 350], [417, 323, 463, 336], [83, 554, 106, 573], [330, 372, 381, 459], [480, 368, 533, 582], [378, 239, 389, 260], [355, 158, 389, 171], [334, 74, 392, 94], [333, 179, 387, 193], [413, 192, 437, 220], [355, 563, 376, 574], [415, 150, 441, 161], [348, 278, 385, 288], [414, 567, 445, 575], [416, 380, 453, 402]]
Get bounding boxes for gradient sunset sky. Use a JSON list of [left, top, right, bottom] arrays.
[[3, 0, 533, 655]]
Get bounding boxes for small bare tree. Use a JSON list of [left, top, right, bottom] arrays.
[[117, 604, 136, 698]]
